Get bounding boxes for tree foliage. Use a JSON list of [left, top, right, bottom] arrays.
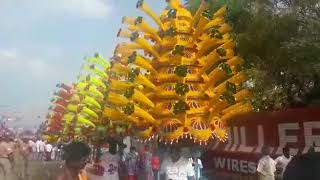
[[185, 0, 320, 110]]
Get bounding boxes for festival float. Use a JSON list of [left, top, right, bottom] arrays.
[[45, 0, 254, 145], [108, 0, 253, 144]]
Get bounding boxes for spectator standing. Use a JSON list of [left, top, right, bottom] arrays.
[[13, 139, 29, 179], [51, 144, 56, 160], [151, 151, 160, 180], [36, 139, 45, 160], [283, 152, 320, 180], [0, 136, 16, 180], [21, 139, 30, 178], [192, 157, 203, 180], [28, 139, 36, 160], [160, 147, 195, 180], [275, 147, 292, 179], [118, 143, 128, 180], [257, 146, 276, 180], [99, 144, 120, 180], [139, 145, 153, 180], [126, 146, 138, 180], [56, 143, 63, 161], [56, 141, 91, 180], [45, 142, 53, 161]]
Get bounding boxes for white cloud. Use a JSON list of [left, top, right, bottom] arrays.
[[0, 0, 113, 31], [0, 49, 18, 59], [0, 48, 67, 81], [1, 0, 112, 18], [54, 0, 112, 18]]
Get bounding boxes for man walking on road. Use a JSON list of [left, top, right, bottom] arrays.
[[0, 136, 17, 180]]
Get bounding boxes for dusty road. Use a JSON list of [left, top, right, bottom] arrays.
[[9, 160, 100, 180]]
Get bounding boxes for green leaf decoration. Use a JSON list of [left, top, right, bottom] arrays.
[[205, 60, 223, 75], [165, 27, 177, 37], [123, 103, 135, 115], [135, 16, 143, 25], [130, 32, 139, 41], [94, 52, 100, 58], [220, 92, 236, 105], [175, 83, 190, 96], [124, 87, 135, 98], [128, 68, 139, 82], [167, 9, 177, 18], [86, 75, 91, 81], [173, 100, 190, 114], [128, 52, 137, 64], [226, 81, 237, 94], [215, 32, 223, 39], [110, 72, 118, 78], [89, 64, 95, 69], [136, 0, 144, 8], [172, 45, 185, 56], [219, 63, 233, 75], [209, 27, 223, 39], [202, 10, 213, 20], [128, 72, 137, 82], [216, 47, 226, 56], [104, 80, 110, 89], [174, 65, 188, 77]]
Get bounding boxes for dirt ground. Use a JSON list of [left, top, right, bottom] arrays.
[[27, 160, 64, 180], [11, 160, 100, 180]]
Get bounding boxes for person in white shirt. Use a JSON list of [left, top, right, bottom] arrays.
[[28, 139, 37, 160], [36, 139, 45, 160], [100, 144, 120, 180], [160, 147, 195, 180], [52, 145, 58, 161], [192, 157, 203, 180], [45, 143, 53, 161], [275, 147, 292, 179], [257, 146, 276, 180]]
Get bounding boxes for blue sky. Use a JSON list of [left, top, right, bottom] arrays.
[[0, 0, 167, 129]]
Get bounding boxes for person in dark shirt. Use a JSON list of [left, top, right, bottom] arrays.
[[56, 142, 91, 180], [283, 152, 320, 180]]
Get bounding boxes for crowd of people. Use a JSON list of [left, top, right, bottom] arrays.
[[2, 135, 320, 180], [27, 138, 63, 161], [0, 136, 63, 180], [1, 135, 203, 180], [58, 141, 203, 180], [0, 136, 32, 180], [256, 146, 320, 180]]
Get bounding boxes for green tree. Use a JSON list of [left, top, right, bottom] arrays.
[[185, 0, 320, 110]]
